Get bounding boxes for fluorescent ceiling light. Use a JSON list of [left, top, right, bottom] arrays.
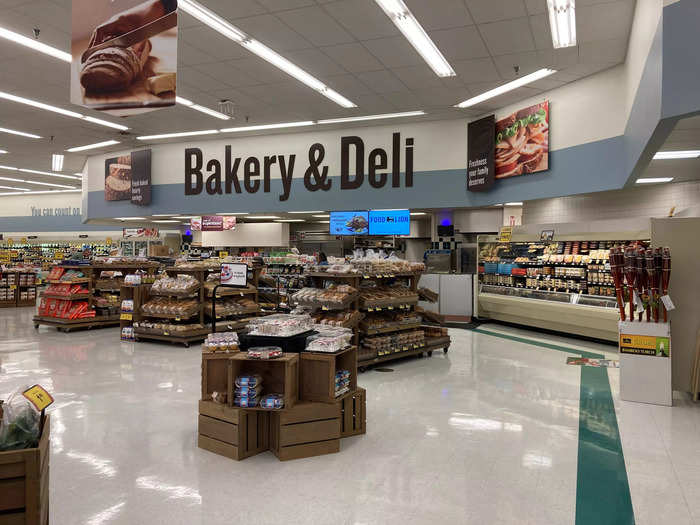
[[52, 154, 64, 172], [0, 90, 82, 118], [374, 0, 455, 77], [0, 127, 41, 139], [176, 96, 194, 106], [505, 202, 523, 206], [547, 0, 576, 49], [220, 121, 314, 133], [178, 0, 355, 108], [73, 173, 83, 177], [0, 150, 7, 154], [190, 104, 230, 120], [0, 165, 17, 171], [171, 216, 196, 219], [18, 168, 81, 180], [410, 212, 426, 216], [82, 116, 129, 131], [0, 26, 72, 62], [66, 140, 120, 153], [455, 68, 556, 109], [137, 130, 219, 140], [636, 177, 674, 184], [247, 215, 280, 219], [288, 211, 325, 214], [0, 189, 80, 196], [115, 217, 146, 221], [312, 214, 330, 218], [152, 220, 180, 223], [653, 150, 700, 160], [317, 221, 330, 224], [0, 185, 30, 191], [216, 212, 248, 216], [0, 176, 76, 189], [318, 111, 425, 124], [275, 219, 305, 222]]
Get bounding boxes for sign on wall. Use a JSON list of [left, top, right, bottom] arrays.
[[190, 216, 236, 231], [123, 228, 158, 238], [71, 0, 178, 115], [467, 115, 495, 192], [105, 149, 151, 205], [495, 101, 549, 179]]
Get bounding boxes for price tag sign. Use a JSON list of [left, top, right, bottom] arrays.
[[661, 295, 675, 311], [388, 306, 394, 310], [219, 251, 229, 258], [120, 313, 132, 321], [322, 306, 329, 311], [175, 316, 181, 321], [163, 331, 170, 336], [22, 384, 54, 412], [9, 285, 15, 290], [498, 226, 513, 242]]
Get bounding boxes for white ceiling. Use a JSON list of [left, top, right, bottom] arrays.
[[0, 0, 636, 188], [645, 114, 700, 183]]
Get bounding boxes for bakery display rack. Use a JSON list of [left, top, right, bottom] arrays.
[[0, 270, 38, 308]]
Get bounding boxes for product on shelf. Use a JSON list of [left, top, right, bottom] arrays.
[[150, 274, 200, 296], [359, 284, 419, 308], [121, 299, 134, 313], [292, 284, 357, 308], [141, 297, 199, 317], [121, 327, 134, 341], [350, 258, 425, 275], [247, 314, 313, 336], [609, 246, 627, 321], [662, 247, 671, 323], [306, 327, 353, 353], [423, 326, 449, 338], [44, 283, 89, 296], [246, 346, 283, 359], [360, 311, 421, 332], [335, 370, 350, 397], [203, 332, 239, 352], [124, 274, 142, 285], [207, 297, 257, 317], [362, 329, 425, 358], [133, 321, 206, 335], [259, 393, 284, 409], [310, 310, 364, 327]]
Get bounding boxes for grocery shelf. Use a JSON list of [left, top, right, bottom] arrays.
[[360, 322, 421, 336]]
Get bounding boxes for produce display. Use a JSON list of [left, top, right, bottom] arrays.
[[141, 297, 199, 317], [0, 389, 42, 451], [150, 274, 200, 296]]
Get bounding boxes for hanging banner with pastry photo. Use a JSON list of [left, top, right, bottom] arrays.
[[105, 149, 151, 205], [71, 0, 178, 116], [494, 101, 549, 179]]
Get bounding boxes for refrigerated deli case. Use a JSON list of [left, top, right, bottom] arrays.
[[476, 232, 648, 342]]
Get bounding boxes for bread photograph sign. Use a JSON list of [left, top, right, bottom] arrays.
[[70, 0, 178, 115], [494, 101, 549, 179]]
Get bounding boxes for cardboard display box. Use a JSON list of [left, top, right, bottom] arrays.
[[229, 353, 298, 409], [0, 416, 50, 525], [338, 387, 366, 438], [300, 346, 357, 404], [198, 401, 269, 461], [269, 402, 340, 461]]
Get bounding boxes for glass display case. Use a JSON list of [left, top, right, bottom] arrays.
[[480, 284, 617, 309]]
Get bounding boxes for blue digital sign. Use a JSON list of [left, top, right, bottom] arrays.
[[368, 209, 410, 236], [329, 211, 369, 236]]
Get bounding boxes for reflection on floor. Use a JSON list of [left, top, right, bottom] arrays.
[[0, 308, 697, 524]]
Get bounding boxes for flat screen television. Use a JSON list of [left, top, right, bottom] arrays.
[[329, 211, 369, 235], [368, 209, 410, 236]]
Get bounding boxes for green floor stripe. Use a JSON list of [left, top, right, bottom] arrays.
[[471, 328, 635, 525]]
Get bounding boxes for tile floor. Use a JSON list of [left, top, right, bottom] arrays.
[[0, 307, 697, 524]]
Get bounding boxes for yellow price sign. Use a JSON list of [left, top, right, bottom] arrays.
[[498, 226, 513, 242], [120, 313, 133, 321], [106, 237, 113, 245], [22, 384, 54, 412], [6, 238, 13, 247], [219, 251, 229, 258], [54, 252, 64, 260], [20, 237, 27, 244]]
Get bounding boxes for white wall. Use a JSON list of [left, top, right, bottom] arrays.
[[195, 223, 289, 248], [453, 208, 502, 233], [0, 192, 82, 218]]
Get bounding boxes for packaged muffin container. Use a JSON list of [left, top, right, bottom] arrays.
[[259, 393, 284, 409]]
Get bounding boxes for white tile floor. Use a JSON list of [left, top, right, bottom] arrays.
[[0, 307, 698, 524]]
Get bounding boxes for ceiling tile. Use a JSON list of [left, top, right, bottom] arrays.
[[179, 66, 233, 92], [363, 36, 426, 69], [391, 65, 446, 89], [194, 0, 268, 19], [493, 51, 548, 79], [380, 90, 422, 110], [529, 13, 553, 50], [355, 70, 408, 94], [554, 62, 615, 82], [479, 17, 536, 56], [464, 0, 528, 23], [527, 77, 567, 90], [226, 57, 295, 84], [234, 14, 314, 51], [178, 42, 219, 67], [404, 0, 474, 30], [321, 42, 385, 72], [284, 48, 346, 76], [478, 85, 542, 111], [429, 26, 489, 61], [412, 86, 471, 108], [579, 38, 629, 64], [257, 0, 316, 11], [323, 74, 374, 97], [550, 47, 579, 69], [191, 62, 262, 89], [343, 93, 395, 112], [452, 57, 502, 83], [322, 0, 398, 40], [524, 0, 547, 15], [205, 89, 264, 109], [180, 26, 250, 61], [577, 1, 635, 43], [282, 6, 355, 46]]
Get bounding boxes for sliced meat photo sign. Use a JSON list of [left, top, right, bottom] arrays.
[[494, 101, 549, 179]]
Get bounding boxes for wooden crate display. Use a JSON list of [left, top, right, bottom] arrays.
[[201, 353, 233, 403], [338, 387, 366, 438], [0, 416, 50, 525], [300, 346, 357, 404], [198, 401, 269, 461], [269, 402, 340, 461], [228, 353, 298, 410]]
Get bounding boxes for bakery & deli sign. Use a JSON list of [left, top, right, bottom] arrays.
[[184, 132, 415, 201]]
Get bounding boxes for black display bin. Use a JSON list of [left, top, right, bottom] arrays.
[[239, 330, 317, 353]]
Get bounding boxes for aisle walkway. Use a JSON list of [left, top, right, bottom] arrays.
[[0, 308, 696, 524]]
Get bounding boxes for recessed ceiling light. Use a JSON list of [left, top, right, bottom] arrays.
[[274, 219, 305, 222], [0, 25, 72, 62], [66, 140, 121, 153], [216, 212, 248, 216], [312, 214, 330, 218], [137, 130, 219, 140], [410, 212, 427, 216], [374, 0, 455, 77], [636, 177, 674, 184], [82, 116, 129, 131], [220, 121, 314, 133], [0, 127, 41, 139], [318, 111, 426, 124], [505, 202, 523, 206], [52, 154, 64, 172], [455, 69, 556, 109], [0, 176, 76, 189], [178, 0, 355, 108], [18, 168, 81, 180], [247, 215, 280, 219], [547, 0, 576, 49], [653, 150, 700, 160], [288, 211, 325, 214]]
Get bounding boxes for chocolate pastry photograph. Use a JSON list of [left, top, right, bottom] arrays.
[[70, 0, 178, 115]]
